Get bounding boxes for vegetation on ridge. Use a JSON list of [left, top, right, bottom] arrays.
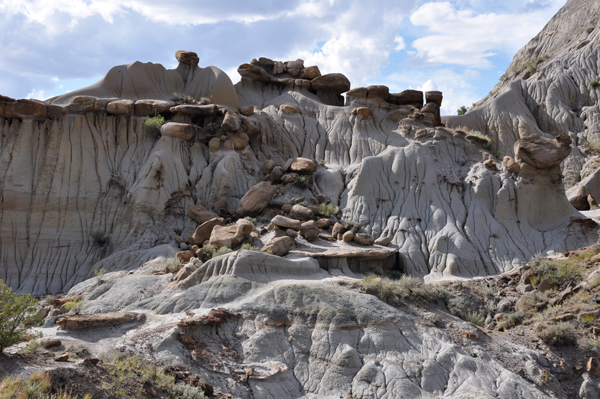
[[0, 279, 40, 352]]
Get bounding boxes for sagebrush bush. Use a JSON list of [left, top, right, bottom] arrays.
[[318, 203, 338, 217], [143, 113, 165, 135], [360, 274, 450, 305], [536, 322, 575, 346], [530, 255, 583, 288]]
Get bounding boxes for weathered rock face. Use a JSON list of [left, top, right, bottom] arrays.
[[237, 182, 277, 217]]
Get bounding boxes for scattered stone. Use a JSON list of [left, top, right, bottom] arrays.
[[353, 233, 374, 246], [175, 235, 184, 244], [261, 236, 294, 256], [587, 357, 600, 377], [352, 107, 373, 120], [290, 204, 314, 220], [504, 156, 520, 173], [175, 251, 193, 264], [188, 202, 219, 224], [497, 299, 514, 313], [271, 215, 301, 230], [222, 111, 241, 132], [310, 73, 351, 94], [54, 353, 69, 362], [179, 333, 196, 345], [179, 242, 188, 250], [515, 291, 536, 313], [286, 229, 298, 238], [332, 222, 346, 240], [208, 137, 221, 152], [374, 236, 392, 246], [57, 312, 146, 330], [35, 306, 51, 320], [214, 200, 228, 212], [49, 308, 66, 317], [342, 231, 355, 243], [106, 99, 134, 116], [189, 217, 225, 246], [262, 160, 277, 175], [537, 278, 556, 293], [237, 182, 278, 217], [300, 221, 319, 241], [160, 122, 199, 141], [316, 218, 331, 229], [240, 106, 254, 116], [301, 65, 321, 79], [460, 330, 477, 339], [271, 166, 283, 184], [209, 219, 253, 248], [171, 266, 191, 283], [280, 104, 299, 114], [83, 358, 100, 366], [281, 173, 299, 184], [41, 338, 61, 349], [286, 157, 318, 174], [315, 194, 327, 203]]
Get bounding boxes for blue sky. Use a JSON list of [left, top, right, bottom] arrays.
[[0, 0, 566, 115]]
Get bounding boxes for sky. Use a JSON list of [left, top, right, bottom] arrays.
[[0, 0, 567, 115]]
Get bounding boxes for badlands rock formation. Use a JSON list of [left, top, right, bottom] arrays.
[[0, 43, 597, 294]]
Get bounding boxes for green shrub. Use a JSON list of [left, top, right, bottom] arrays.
[[241, 243, 258, 251], [457, 106, 468, 115], [584, 138, 600, 154], [293, 174, 311, 189], [64, 298, 86, 315], [499, 72, 508, 81], [496, 312, 527, 330], [0, 371, 52, 399], [93, 268, 107, 284], [590, 79, 600, 87], [205, 122, 221, 135], [342, 219, 363, 233], [244, 216, 257, 224], [318, 203, 339, 217], [0, 279, 40, 352], [143, 113, 165, 135], [465, 310, 485, 326], [169, 384, 208, 399], [171, 92, 200, 105], [165, 258, 182, 273], [202, 244, 231, 259], [360, 274, 451, 305], [530, 256, 583, 288], [467, 130, 492, 148], [536, 322, 575, 346]]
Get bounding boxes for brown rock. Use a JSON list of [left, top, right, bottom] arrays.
[[316, 218, 331, 229], [286, 229, 299, 238], [161, 122, 200, 141], [57, 312, 146, 330], [503, 156, 520, 173], [35, 306, 51, 320], [332, 222, 346, 240], [179, 333, 196, 345], [588, 194, 598, 209], [6, 99, 47, 121], [301, 66, 321, 79], [389, 89, 423, 107], [237, 182, 278, 217], [536, 278, 556, 293], [209, 219, 253, 248], [170, 104, 218, 117], [342, 231, 355, 243], [425, 91, 443, 106], [238, 63, 272, 83], [208, 137, 221, 152], [176, 251, 193, 264], [375, 236, 393, 246], [310, 73, 351, 94], [271, 215, 301, 230], [515, 292, 536, 313], [514, 133, 572, 169], [290, 204, 314, 220], [41, 338, 61, 349], [214, 200, 228, 212], [189, 218, 225, 246], [54, 353, 69, 362], [106, 99, 134, 116], [281, 173, 299, 184], [354, 233, 374, 246], [170, 266, 190, 282], [280, 104, 299, 114], [261, 236, 294, 256], [352, 107, 373, 120], [83, 358, 100, 366], [555, 313, 573, 322], [262, 160, 277, 175], [284, 157, 318, 174], [134, 100, 174, 116], [176, 50, 199, 67], [300, 221, 319, 241], [587, 357, 600, 377], [240, 106, 254, 116], [270, 166, 283, 184], [222, 111, 241, 132], [188, 202, 219, 224]]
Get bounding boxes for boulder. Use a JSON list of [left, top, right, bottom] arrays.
[[354, 233, 374, 246], [209, 219, 253, 248], [170, 104, 218, 116], [68, 96, 97, 112], [175, 50, 199, 67], [310, 73, 351, 94], [54, 353, 69, 362], [271, 215, 301, 230], [332, 222, 346, 239], [56, 312, 146, 330], [290, 204, 314, 220], [208, 137, 221, 151], [280, 104, 299, 114], [240, 106, 254, 116], [262, 160, 277, 175], [237, 182, 278, 217], [286, 59, 304, 76], [270, 166, 283, 184], [134, 100, 174, 116], [285, 157, 318, 174], [170, 266, 191, 283], [281, 173, 299, 184], [161, 122, 200, 141], [515, 292, 536, 313], [188, 203, 219, 224], [238, 63, 272, 83], [389, 90, 423, 107], [222, 111, 241, 132], [189, 217, 225, 245], [514, 133, 572, 169], [504, 156, 520, 173], [301, 66, 321, 79], [375, 236, 393, 246], [106, 99, 134, 116], [587, 357, 600, 377], [342, 231, 355, 243], [41, 338, 61, 349], [286, 229, 299, 238], [175, 250, 193, 264], [536, 278, 556, 293], [261, 236, 294, 256], [7, 99, 47, 121], [300, 221, 319, 241], [316, 218, 330, 229], [213, 200, 228, 212], [425, 91, 443, 106]]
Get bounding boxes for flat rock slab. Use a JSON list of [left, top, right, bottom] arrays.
[[57, 312, 146, 330]]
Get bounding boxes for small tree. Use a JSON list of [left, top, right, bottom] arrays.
[[0, 279, 40, 352], [457, 106, 468, 115]]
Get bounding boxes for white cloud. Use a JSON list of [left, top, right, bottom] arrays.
[[393, 36, 406, 51], [409, 1, 564, 67], [26, 89, 46, 100]]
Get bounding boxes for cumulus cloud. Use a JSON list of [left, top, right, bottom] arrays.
[[409, 1, 565, 67]]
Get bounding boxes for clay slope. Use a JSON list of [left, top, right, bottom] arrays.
[[1, 50, 597, 294], [443, 0, 600, 198]]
